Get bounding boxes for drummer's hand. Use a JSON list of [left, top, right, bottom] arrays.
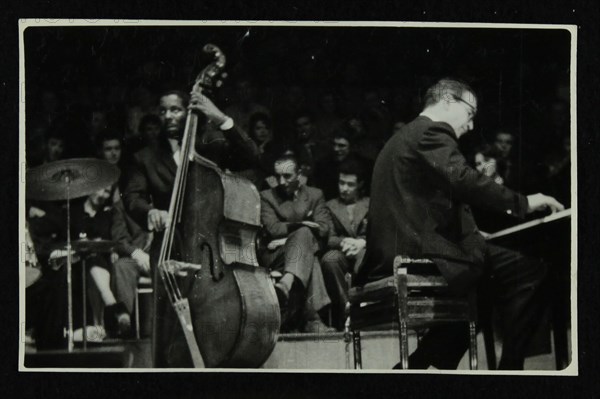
[[28, 206, 46, 218], [526, 193, 565, 214], [148, 209, 170, 232], [110, 252, 119, 264], [131, 249, 150, 273], [189, 89, 229, 126], [49, 249, 76, 260]]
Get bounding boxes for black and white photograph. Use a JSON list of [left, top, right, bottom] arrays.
[[19, 20, 575, 373]]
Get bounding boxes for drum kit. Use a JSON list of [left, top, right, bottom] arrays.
[[26, 158, 120, 351]]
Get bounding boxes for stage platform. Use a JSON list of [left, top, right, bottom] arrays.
[[23, 328, 568, 370]]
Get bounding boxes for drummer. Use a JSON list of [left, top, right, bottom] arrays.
[[28, 185, 133, 340]]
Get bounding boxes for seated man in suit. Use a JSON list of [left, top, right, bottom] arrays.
[[321, 159, 369, 330], [259, 154, 335, 333], [109, 198, 153, 336]]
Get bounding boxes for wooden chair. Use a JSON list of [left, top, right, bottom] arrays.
[[134, 276, 153, 339], [346, 256, 478, 370]]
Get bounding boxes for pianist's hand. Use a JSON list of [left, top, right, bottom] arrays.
[[526, 193, 565, 214]]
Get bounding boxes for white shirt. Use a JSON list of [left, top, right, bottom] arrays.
[[168, 138, 181, 167]]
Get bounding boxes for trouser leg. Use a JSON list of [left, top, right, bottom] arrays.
[[111, 258, 141, 314], [484, 244, 548, 370], [29, 266, 68, 350], [281, 227, 319, 288], [408, 324, 470, 369], [305, 258, 332, 315], [321, 250, 349, 329], [409, 243, 547, 370]]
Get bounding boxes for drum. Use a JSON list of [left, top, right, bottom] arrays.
[[24, 221, 42, 288]]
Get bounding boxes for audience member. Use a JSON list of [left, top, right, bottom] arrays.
[[286, 112, 329, 182], [360, 88, 392, 144], [313, 91, 343, 143], [225, 78, 271, 134], [43, 127, 67, 164], [314, 128, 373, 200], [544, 134, 571, 206], [343, 116, 380, 161], [321, 160, 369, 330], [245, 112, 284, 189], [138, 114, 162, 149], [474, 144, 505, 185], [259, 155, 335, 333], [493, 130, 523, 190]]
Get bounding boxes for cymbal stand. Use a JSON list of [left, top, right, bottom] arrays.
[[64, 172, 74, 352]]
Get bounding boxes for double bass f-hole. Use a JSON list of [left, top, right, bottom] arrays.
[[201, 242, 223, 282]]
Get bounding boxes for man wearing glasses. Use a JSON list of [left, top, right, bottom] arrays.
[[355, 78, 564, 369]]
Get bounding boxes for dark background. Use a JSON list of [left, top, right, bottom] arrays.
[[24, 25, 570, 159], [3, 0, 599, 398]]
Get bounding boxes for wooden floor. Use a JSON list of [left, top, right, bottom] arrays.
[[24, 329, 570, 370]]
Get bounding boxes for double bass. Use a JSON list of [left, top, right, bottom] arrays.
[[154, 44, 280, 367]]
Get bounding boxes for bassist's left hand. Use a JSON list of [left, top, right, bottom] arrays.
[[189, 89, 229, 126]]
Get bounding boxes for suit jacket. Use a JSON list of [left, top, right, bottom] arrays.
[[111, 199, 152, 256], [325, 197, 369, 249], [356, 116, 528, 293], [260, 185, 330, 241], [123, 124, 260, 229]]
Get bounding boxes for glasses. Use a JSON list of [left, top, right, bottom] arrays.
[[452, 95, 477, 120]]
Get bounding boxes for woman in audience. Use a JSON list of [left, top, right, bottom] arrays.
[[246, 112, 284, 189]]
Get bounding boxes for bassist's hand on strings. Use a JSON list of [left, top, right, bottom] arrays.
[[148, 209, 171, 232], [189, 88, 232, 127]]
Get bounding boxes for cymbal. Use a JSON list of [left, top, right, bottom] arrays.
[[27, 158, 120, 201], [67, 239, 118, 253]]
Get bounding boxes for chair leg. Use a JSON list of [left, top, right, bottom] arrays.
[[399, 321, 409, 369], [353, 330, 362, 369], [134, 289, 140, 340], [469, 321, 478, 370], [481, 319, 496, 370]]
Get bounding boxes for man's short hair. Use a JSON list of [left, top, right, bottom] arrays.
[[274, 153, 299, 173], [474, 144, 503, 160], [249, 112, 272, 131], [294, 111, 314, 123], [160, 90, 190, 108], [338, 158, 367, 183], [96, 128, 123, 150], [423, 78, 475, 108], [332, 128, 354, 145], [494, 129, 515, 139]]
